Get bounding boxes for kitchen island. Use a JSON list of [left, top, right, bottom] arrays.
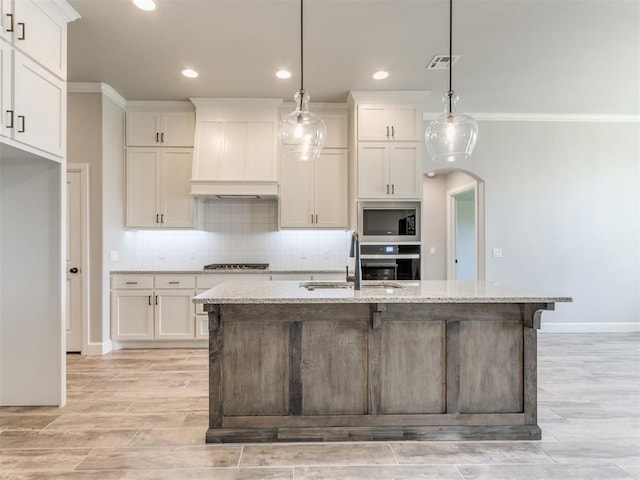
[[194, 280, 571, 443]]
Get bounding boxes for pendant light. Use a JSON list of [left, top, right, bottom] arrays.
[[425, 0, 478, 162], [278, 0, 326, 161]]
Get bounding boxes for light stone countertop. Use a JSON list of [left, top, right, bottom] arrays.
[[193, 280, 572, 305], [111, 270, 343, 275]]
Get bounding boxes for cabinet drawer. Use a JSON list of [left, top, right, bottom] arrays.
[[155, 275, 196, 289], [112, 275, 153, 289]]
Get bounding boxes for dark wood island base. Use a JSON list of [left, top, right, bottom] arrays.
[[204, 300, 555, 443]]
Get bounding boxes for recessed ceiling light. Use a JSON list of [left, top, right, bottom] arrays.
[[372, 70, 389, 80], [276, 70, 292, 79], [182, 69, 198, 78], [132, 0, 157, 11]]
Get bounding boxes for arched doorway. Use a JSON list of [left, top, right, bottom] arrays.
[[421, 169, 485, 281]]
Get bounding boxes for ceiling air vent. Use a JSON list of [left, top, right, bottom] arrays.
[[426, 54, 460, 70]]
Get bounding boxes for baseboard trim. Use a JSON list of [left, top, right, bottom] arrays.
[[83, 340, 114, 356], [541, 322, 640, 333]]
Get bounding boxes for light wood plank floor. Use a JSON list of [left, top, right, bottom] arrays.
[[1, 333, 638, 479]]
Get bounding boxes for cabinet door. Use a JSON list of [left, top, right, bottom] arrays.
[[154, 290, 195, 340], [389, 105, 422, 141], [159, 149, 195, 227], [357, 105, 389, 141], [357, 143, 389, 199], [126, 149, 160, 228], [388, 143, 421, 199], [0, 39, 11, 140], [279, 150, 314, 228], [0, 0, 12, 43], [13, 0, 66, 79], [111, 290, 154, 341], [160, 112, 194, 146], [13, 51, 64, 157], [315, 150, 348, 228], [126, 112, 159, 146]]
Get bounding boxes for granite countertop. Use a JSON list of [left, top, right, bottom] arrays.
[[111, 270, 343, 275], [193, 280, 572, 305]]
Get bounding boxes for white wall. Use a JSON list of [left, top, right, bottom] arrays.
[[425, 119, 639, 332]]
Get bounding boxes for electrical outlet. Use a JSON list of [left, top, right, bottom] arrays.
[[492, 248, 503, 258], [109, 250, 119, 261], [430, 247, 436, 255]]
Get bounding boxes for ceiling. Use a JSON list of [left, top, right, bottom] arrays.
[[66, 0, 639, 115]]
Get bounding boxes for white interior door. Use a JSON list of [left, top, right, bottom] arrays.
[[446, 184, 477, 281], [66, 165, 88, 352]]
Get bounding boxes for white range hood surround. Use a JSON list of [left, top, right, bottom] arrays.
[[190, 98, 283, 198]]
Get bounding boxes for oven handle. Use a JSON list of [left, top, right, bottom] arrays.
[[361, 254, 420, 259]]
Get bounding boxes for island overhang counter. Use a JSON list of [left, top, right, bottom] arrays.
[[194, 280, 571, 443]]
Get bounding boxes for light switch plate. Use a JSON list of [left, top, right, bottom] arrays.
[[492, 248, 503, 258]]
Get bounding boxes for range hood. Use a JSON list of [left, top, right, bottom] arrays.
[[189, 98, 282, 198]]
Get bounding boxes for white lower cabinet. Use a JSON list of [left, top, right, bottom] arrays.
[[111, 274, 196, 343]]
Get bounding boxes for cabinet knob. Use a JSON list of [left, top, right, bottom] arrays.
[[69, 267, 79, 274]]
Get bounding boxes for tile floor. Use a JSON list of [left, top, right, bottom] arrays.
[[0, 333, 638, 479]]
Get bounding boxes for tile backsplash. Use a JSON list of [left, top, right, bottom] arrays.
[[116, 199, 351, 271]]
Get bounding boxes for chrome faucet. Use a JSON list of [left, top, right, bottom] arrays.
[[349, 231, 362, 290]]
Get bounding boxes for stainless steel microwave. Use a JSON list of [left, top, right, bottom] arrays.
[[358, 202, 421, 243]]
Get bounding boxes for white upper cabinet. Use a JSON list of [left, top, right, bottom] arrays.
[[5, 0, 73, 79], [357, 104, 422, 141], [280, 150, 348, 229], [126, 110, 195, 147], [11, 50, 65, 156], [126, 148, 197, 229], [0, 0, 78, 160], [357, 142, 421, 200]]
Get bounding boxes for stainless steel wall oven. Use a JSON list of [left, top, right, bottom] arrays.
[[361, 244, 421, 281]]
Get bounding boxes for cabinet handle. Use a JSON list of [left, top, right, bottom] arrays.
[[6, 110, 13, 128], [315, 214, 318, 224], [391, 126, 395, 138], [168, 281, 180, 285], [161, 132, 165, 143], [5, 13, 13, 32], [148, 295, 151, 305], [155, 295, 158, 305], [311, 214, 314, 224], [391, 184, 395, 194], [161, 213, 165, 223], [125, 281, 138, 285], [17, 115, 25, 133], [386, 126, 389, 137], [386, 184, 389, 194], [156, 132, 159, 143], [17, 21, 24, 40], [156, 213, 160, 223]]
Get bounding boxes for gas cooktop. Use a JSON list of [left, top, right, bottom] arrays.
[[203, 263, 269, 271]]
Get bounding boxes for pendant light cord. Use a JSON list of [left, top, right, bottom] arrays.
[[300, 0, 304, 93], [448, 0, 453, 114]]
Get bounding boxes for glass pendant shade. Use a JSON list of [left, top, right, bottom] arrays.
[[279, 89, 326, 161], [425, 93, 478, 162]]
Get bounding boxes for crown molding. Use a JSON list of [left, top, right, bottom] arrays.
[[68, 82, 127, 109], [423, 112, 640, 123]]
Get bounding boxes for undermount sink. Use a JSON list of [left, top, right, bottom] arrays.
[[299, 281, 352, 290], [299, 281, 406, 291]]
